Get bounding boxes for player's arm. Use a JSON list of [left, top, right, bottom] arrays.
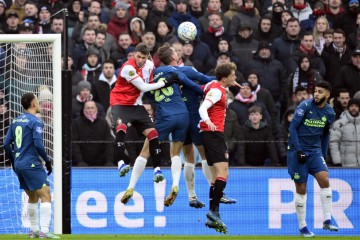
[[288, 103, 307, 152], [33, 121, 50, 163], [4, 125, 15, 168], [121, 65, 166, 92], [321, 117, 334, 158], [199, 88, 222, 131], [178, 71, 203, 95], [182, 66, 216, 84]]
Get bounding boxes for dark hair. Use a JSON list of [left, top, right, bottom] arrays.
[[248, 105, 262, 114], [333, 28, 345, 37], [21, 93, 36, 110], [315, 80, 332, 92], [157, 43, 173, 65], [135, 43, 150, 55], [323, 28, 334, 36], [286, 17, 300, 26], [301, 31, 313, 39], [295, 85, 307, 93], [337, 88, 349, 97], [103, 59, 115, 67], [246, 70, 259, 80], [215, 62, 237, 80], [83, 27, 95, 35], [95, 29, 107, 37]]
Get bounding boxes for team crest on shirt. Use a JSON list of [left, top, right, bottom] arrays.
[[296, 109, 304, 116], [36, 127, 42, 134], [321, 116, 327, 122], [129, 70, 135, 76]]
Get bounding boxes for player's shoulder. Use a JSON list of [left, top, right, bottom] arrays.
[[145, 59, 154, 69]]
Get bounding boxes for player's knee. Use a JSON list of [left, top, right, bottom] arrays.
[[116, 123, 127, 134], [147, 129, 158, 141]]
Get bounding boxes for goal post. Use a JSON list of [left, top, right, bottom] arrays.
[[0, 34, 62, 234]]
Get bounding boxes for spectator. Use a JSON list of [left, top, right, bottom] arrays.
[[325, 0, 345, 28], [229, 81, 272, 126], [224, 0, 243, 20], [300, 1, 326, 33], [106, 1, 129, 41], [253, 15, 275, 43], [290, 32, 326, 77], [330, 88, 350, 120], [244, 41, 286, 109], [136, 0, 150, 29], [88, 29, 109, 64], [33, 5, 52, 34], [23, 1, 38, 25], [321, 28, 352, 85], [154, 19, 178, 46], [81, 48, 102, 85], [330, 98, 360, 167], [72, 27, 96, 70], [229, 0, 260, 36], [336, 0, 359, 37], [168, 0, 202, 38], [72, 100, 114, 166], [62, 53, 83, 98], [323, 28, 334, 49], [50, 16, 64, 34], [146, 0, 172, 32], [312, 16, 330, 55], [110, 32, 133, 69], [180, 38, 213, 73], [288, 86, 310, 108], [188, 0, 205, 19], [346, 11, 360, 51], [272, 17, 301, 75], [276, 107, 294, 166], [92, 59, 117, 112], [199, 0, 230, 33], [333, 47, 360, 98], [0, 0, 6, 31], [270, 2, 286, 38], [288, 55, 323, 104], [200, 12, 232, 53], [207, 51, 245, 82], [230, 23, 259, 68], [4, 11, 19, 33], [72, 80, 105, 119], [18, 21, 34, 34], [225, 106, 241, 166], [67, 0, 82, 30], [237, 105, 278, 166], [210, 38, 241, 69], [290, 0, 312, 22], [87, 0, 110, 24], [7, 0, 25, 21], [171, 41, 193, 66], [128, 16, 145, 45]]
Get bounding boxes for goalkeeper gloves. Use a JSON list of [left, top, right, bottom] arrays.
[[163, 73, 179, 87], [297, 151, 307, 164], [45, 161, 52, 176]]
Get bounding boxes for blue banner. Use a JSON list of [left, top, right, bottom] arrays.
[[71, 168, 360, 236]]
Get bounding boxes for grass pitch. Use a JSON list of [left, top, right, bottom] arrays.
[[0, 235, 359, 239]]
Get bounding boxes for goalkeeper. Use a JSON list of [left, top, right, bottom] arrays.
[[287, 81, 338, 237], [4, 93, 59, 239]]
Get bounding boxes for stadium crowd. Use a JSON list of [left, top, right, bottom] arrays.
[[0, 0, 359, 167]]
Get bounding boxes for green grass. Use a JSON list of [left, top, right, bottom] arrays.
[[0, 235, 359, 240]]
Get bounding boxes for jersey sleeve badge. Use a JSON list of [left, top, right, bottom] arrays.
[[129, 70, 135, 77], [36, 127, 43, 134], [296, 109, 304, 116]]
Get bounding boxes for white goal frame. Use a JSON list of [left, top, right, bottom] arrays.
[[0, 34, 62, 234]]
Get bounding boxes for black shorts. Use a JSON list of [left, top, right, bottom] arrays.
[[201, 131, 228, 166], [111, 105, 154, 134]]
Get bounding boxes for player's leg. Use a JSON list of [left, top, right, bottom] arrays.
[[144, 127, 164, 183], [288, 149, 314, 237], [312, 155, 338, 232], [112, 106, 131, 177], [121, 140, 150, 204], [25, 190, 40, 238], [182, 143, 205, 208]]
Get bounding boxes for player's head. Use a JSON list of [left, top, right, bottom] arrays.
[[215, 62, 237, 87], [21, 92, 40, 113], [134, 43, 150, 68], [157, 43, 179, 65], [314, 81, 331, 106]]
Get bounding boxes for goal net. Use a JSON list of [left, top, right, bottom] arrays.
[[0, 35, 62, 234]]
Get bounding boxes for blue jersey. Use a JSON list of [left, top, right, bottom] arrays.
[[4, 113, 49, 169], [175, 66, 215, 112], [288, 99, 335, 156], [149, 66, 203, 119]]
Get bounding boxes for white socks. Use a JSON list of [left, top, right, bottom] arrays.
[[201, 160, 212, 185], [128, 156, 147, 189], [40, 202, 51, 233], [320, 187, 332, 221], [28, 203, 39, 232], [295, 193, 307, 229], [171, 156, 182, 188], [117, 160, 125, 169], [184, 162, 196, 199]]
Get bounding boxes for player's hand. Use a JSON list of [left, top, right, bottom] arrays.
[[45, 161, 52, 176], [205, 119, 217, 131], [163, 73, 179, 87], [297, 151, 307, 164]]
